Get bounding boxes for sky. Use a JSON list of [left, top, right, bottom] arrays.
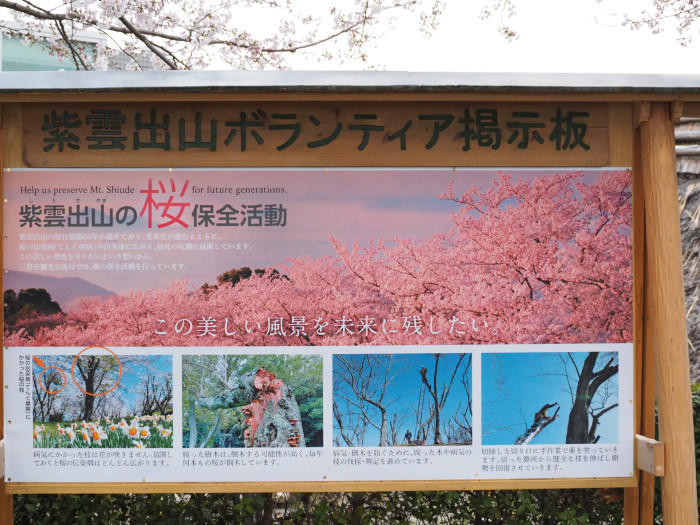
[[34, 353, 172, 421], [277, 0, 700, 73], [482, 351, 619, 445], [3, 0, 697, 73], [3, 168, 608, 296], [333, 352, 472, 446]]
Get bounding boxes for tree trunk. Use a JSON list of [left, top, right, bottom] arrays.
[[198, 368, 305, 447], [566, 352, 618, 444], [378, 407, 388, 447], [188, 397, 197, 448], [80, 357, 97, 421]]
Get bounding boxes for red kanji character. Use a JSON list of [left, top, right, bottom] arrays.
[[139, 178, 191, 228]]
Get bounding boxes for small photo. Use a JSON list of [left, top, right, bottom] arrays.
[[32, 353, 173, 448], [482, 351, 619, 445], [333, 353, 472, 447], [182, 354, 322, 448]]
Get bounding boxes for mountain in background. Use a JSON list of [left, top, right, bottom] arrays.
[[3, 270, 116, 310]]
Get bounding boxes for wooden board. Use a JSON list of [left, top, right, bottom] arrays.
[[2, 100, 640, 496], [6, 477, 636, 494], [23, 102, 609, 168]]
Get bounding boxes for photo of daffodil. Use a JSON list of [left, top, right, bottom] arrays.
[[32, 353, 173, 448]]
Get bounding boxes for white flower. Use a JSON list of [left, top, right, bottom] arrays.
[[125, 424, 140, 439], [90, 428, 107, 445], [79, 429, 91, 445]]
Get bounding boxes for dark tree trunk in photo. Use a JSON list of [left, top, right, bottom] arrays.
[[76, 355, 114, 421], [78, 356, 98, 421], [198, 367, 305, 447], [566, 352, 618, 444], [32, 366, 61, 422]]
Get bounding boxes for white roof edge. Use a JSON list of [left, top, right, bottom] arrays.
[[0, 70, 699, 92]]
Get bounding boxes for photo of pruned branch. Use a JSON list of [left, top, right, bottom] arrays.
[[482, 352, 619, 445], [333, 353, 472, 447], [182, 354, 322, 448]]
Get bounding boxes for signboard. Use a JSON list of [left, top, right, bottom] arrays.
[[22, 103, 610, 167], [2, 167, 633, 484]]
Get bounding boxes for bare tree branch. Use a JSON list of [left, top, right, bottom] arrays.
[[118, 16, 177, 70]]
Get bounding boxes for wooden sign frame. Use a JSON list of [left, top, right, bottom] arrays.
[[0, 72, 697, 525]]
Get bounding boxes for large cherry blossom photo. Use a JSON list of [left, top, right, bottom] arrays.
[[3, 168, 632, 348]]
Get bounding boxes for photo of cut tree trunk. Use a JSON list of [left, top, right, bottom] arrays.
[[182, 354, 322, 448], [333, 353, 472, 447], [482, 351, 619, 445]]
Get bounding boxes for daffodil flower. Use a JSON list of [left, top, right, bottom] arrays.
[[79, 429, 91, 445], [125, 424, 139, 439], [91, 428, 107, 445]]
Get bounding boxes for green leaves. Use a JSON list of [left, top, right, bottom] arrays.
[[14, 489, 625, 524]]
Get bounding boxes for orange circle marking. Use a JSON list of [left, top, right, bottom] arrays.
[[38, 366, 66, 395], [71, 346, 122, 397]]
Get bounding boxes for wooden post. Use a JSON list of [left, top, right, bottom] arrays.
[[624, 124, 648, 525], [640, 102, 698, 525], [0, 114, 14, 524]]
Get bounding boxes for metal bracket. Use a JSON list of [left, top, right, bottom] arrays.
[[635, 434, 664, 476]]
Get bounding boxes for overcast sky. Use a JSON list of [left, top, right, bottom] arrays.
[[2, 0, 697, 73], [281, 0, 700, 74]]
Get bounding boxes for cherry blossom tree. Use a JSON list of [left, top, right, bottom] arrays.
[[622, 0, 700, 45], [0, 0, 446, 70], [330, 169, 632, 345], [4, 170, 632, 348], [480, 0, 700, 46]]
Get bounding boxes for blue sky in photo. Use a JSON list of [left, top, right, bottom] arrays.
[[481, 352, 619, 445], [34, 354, 172, 419], [333, 352, 472, 446]]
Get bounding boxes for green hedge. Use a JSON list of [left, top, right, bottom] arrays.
[[14, 490, 624, 525], [14, 384, 700, 524]]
